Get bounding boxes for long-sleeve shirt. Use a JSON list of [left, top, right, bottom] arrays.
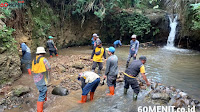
[[129, 40, 139, 55], [81, 71, 100, 83], [21, 43, 31, 60], [105, 55, 119, 76], [91, 37, 95, 45], [113, 40, 122, 46], [91, 47, 106, 62]]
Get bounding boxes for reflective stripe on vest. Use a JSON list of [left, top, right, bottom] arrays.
[[123, 72, 136, 78], [31, 56, 46, 73]]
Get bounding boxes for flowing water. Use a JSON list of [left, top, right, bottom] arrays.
[[166, 15, 178, 48], [59, 46, 200, 112]]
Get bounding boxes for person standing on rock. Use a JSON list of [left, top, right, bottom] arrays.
[[92, 33, 100, 49], [91, 40, 106, 76], [77, 71, 100, 103], [123, 56, 150, 100], [20, 42, 32, 75], [46, 36, 58, 58], [126, 34, 139, 68], [31, 47, 51, 112], [104, 47, 118, 96], [113, 39, 122, 48]]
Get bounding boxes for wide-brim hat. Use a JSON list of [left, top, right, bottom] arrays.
[[36, 47, 46, 54]]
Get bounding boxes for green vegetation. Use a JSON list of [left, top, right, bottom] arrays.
[[0, 26, 16, 51], [29, 0, 59, 39], [190, 3, 200, 30], [103, 12, 151, 43], [0, 0, 16, 52]]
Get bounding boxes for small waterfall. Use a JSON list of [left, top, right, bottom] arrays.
[[166, 15, 178, 48]]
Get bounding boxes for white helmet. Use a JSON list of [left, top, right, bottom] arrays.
[[36, 47, 46, 54]]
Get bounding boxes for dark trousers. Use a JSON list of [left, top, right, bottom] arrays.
[[107, 75, 117, 87], [49, 50, 57, 56], [124, 75, 139, 94], [92, 61, 103, 74], [82, 78, 100, 95]]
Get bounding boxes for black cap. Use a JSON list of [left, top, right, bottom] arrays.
[[139, 56, 147, 61]]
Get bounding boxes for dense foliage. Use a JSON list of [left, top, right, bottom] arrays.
[[103, 12, 151, 44], [0, 26, 16, 51], [190, 3, 200, 30]]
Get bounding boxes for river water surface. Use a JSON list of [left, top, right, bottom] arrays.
[[58, 46, 200, 112]]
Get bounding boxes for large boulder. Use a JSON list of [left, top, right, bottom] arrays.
[[52, 87, 69, 96], [0, 53, 22, 85], [12, 85, 30, 97]]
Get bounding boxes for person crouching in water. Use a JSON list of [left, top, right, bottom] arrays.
[[31, 47, 51, 112], [20, 42, 32, 75], [123, 56, 150, 100], [46, 36, 58, 58], [104, 47, 118, 96], [91, 40, 106, 76], [77, 71, 100, 103]]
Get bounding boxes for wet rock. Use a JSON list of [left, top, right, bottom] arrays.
[[72, 63, 84, 69], [194, 100, 199, 104], [170, 86, 176, 92], [179, 92, 188, 98], [175, 94, 181, 99], [12, 85, 30, 97], [151, 93, 170, 101], [52, 87, 69, 96]]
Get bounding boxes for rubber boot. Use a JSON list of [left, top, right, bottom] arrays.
[[78, 95, 87, 103], [28, 69, 31, 75], [133, 93, 138, 100], [56, 54, 58, 56], [45, 92, 47, 101], [37, 101, 44, 112], [107, 86, 115, 96], [50, 55, 53, 58], [90, 92, 94, 101], [124, 88, 128, 95]]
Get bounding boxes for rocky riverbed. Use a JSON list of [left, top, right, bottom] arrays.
[[0, 53, 199, 111]]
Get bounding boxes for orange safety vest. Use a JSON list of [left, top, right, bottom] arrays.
[[31, 56, 46, 73]]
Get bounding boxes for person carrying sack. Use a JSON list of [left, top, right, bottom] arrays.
[[32, 47, 51, 112]]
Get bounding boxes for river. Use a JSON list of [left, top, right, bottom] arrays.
[[56, 46, 200, 112]]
